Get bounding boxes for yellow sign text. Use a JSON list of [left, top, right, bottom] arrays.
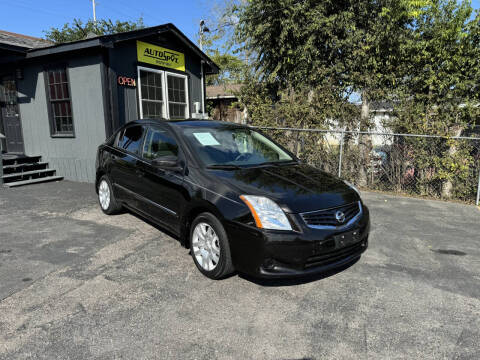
[[137, 41, 185, 72]]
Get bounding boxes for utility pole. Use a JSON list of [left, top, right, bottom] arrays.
[[199, 20, 209, 51], [199, 20, 210, 117], [91, 0, 97, 23]]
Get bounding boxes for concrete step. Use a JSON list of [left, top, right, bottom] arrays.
[[3, 176, 64, 188], [2, 168, 56, 180], [2, 155, 42, 167], [3, 162, 49, 174], [1, 154, 63, 187]]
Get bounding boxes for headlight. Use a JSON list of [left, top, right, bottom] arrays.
[[344, 180, 360, 195], [239, 195, 292, 231]]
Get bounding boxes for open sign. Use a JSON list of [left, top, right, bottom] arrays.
[[117, 76, 136, 87]]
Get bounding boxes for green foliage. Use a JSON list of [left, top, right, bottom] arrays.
[[382, 0, 433, 18], [390, 0, 480, 134], [232, 0, 480, 125], [384, 1, 480, 200], [199, 0, 247, 86], [206, 51, 246, 86], [234, 1, 412, 102], [238, 79, 358, 129], [224, 0, 480, 201], [44, 18, 145, 43], [238, 78, 359, 176]]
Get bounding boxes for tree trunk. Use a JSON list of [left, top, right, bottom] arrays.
[[441, 126, 463, 198], [242, 105, 248, 125], [357, 93, 372, 187]]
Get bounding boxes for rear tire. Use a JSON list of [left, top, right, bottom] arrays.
[[97, 175, 122, 215], [190, 212, 234, 280]]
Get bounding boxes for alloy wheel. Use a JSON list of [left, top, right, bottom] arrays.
[[98, 180, 111, 210], [192, 222, 221, 271]]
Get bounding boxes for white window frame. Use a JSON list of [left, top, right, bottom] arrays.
[[164, 71, 189, 120], [137, 66, 190, 120], [137, 66, 167, 119]]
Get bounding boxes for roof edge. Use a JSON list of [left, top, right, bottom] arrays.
[[0, 42, 28, 54], [0, 29, 49, 43], [22, 23, 219, 74]]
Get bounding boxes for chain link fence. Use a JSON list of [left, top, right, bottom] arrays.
[[259, 127, 480, 205]]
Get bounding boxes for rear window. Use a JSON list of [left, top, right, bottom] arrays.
[[116, 125, 144, 155]]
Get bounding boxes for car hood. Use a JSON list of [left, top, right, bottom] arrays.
[[211, 163, 359, 213]]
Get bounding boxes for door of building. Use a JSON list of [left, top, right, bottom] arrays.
[[0, 75, 24, 153]]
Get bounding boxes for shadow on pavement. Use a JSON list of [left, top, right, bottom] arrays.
[[125, 208, 181, 241], [238, 257, 361, 287], [123, 207, 362, 286]]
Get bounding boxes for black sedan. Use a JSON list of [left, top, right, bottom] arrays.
[[95, 119, 369, 279]]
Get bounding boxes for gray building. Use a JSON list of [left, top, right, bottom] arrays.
[[0, 24, 218, 185]]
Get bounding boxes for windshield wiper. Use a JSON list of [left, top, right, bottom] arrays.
[[206, 164, 243, 170], [256, 160, 298, 167]]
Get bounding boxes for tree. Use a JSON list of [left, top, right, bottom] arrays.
[[231, 0, 480, 193], [44, 18, 145, 43], [198, 1, 247, 86], [392, 1, 479, 134], [387, 1, 480, 198], [232, 0, 413, 184], [206, 51, 246, 86]]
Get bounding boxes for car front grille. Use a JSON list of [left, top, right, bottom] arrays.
[[300, 201, 361, 228], [304, 240, 366, 269]]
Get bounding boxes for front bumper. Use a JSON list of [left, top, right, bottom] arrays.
[[226, 204, 370, 278]]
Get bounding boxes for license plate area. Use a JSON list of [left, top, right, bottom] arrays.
[[334, 229, 361, 249]]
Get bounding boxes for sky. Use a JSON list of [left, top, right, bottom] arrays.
[[0, 0, 214, 42], [0, 0, 479, 44]]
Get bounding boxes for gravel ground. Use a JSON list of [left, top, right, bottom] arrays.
[[0, 180, 479, 359]]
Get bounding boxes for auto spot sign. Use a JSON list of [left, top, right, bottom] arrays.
[[137, 41, 185, 72]]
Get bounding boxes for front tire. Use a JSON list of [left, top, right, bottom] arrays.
[[97, 175, 122, 215], [190, 212, 234, 280]]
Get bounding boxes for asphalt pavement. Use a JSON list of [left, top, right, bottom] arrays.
[[0, 181, 479, 359]]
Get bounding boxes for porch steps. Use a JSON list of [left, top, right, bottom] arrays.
[[2, 155, 63, 187], [3, 168, 57, 179], [3, 176, 64, 188], [2, 162, 49, 172]]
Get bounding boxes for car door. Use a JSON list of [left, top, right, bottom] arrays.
[[134, 125, 186, 234], [109, 124, 146, 207]]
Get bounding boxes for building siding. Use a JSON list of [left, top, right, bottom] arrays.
[[17, 54, 106, 183], [109, 37, 203, 126], [187, 56, 202, 114], [8, 33, 208, 184]]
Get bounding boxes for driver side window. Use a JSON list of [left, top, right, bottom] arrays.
[[142, 127, 179, 160], [116, 125, 144, 155]]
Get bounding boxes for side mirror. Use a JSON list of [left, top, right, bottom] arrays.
[[152, 155, 183, 172]]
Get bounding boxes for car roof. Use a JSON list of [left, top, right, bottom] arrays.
[[129, 118, 247, 129]]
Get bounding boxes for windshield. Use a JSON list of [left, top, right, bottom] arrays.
[[181, 126, 294, 167]]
